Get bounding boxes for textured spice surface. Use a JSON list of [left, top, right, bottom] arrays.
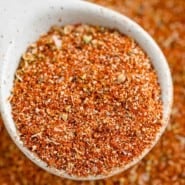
[[0, 0, 185, 184], [10, 24, 162, 177]]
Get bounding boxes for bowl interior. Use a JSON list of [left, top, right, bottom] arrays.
[[0, 0, 173, 180]]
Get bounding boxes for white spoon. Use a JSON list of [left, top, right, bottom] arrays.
[[0, 0, 173, 181]]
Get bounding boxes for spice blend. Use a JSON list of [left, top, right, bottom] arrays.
[[10, 24, 162, 177], [0, 0, 185, 184]]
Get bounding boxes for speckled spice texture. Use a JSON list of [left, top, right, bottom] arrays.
[[0, 0, 185, 184], [10, 24, 162, 177]]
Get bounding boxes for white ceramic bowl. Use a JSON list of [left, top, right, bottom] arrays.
[[0, 0, 173, 181]]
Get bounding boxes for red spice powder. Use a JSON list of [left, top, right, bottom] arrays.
[[0, 0, 184, 184], [10, 24, 162, 177]]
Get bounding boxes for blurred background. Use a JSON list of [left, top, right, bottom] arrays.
[[0, 0, 185, 184]]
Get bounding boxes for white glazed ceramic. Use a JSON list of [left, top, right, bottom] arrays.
[[0, 0, 173, 181]]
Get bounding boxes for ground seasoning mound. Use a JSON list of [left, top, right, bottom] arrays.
[[1, 0, 185, 184], [10, 24, 162, 177]]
